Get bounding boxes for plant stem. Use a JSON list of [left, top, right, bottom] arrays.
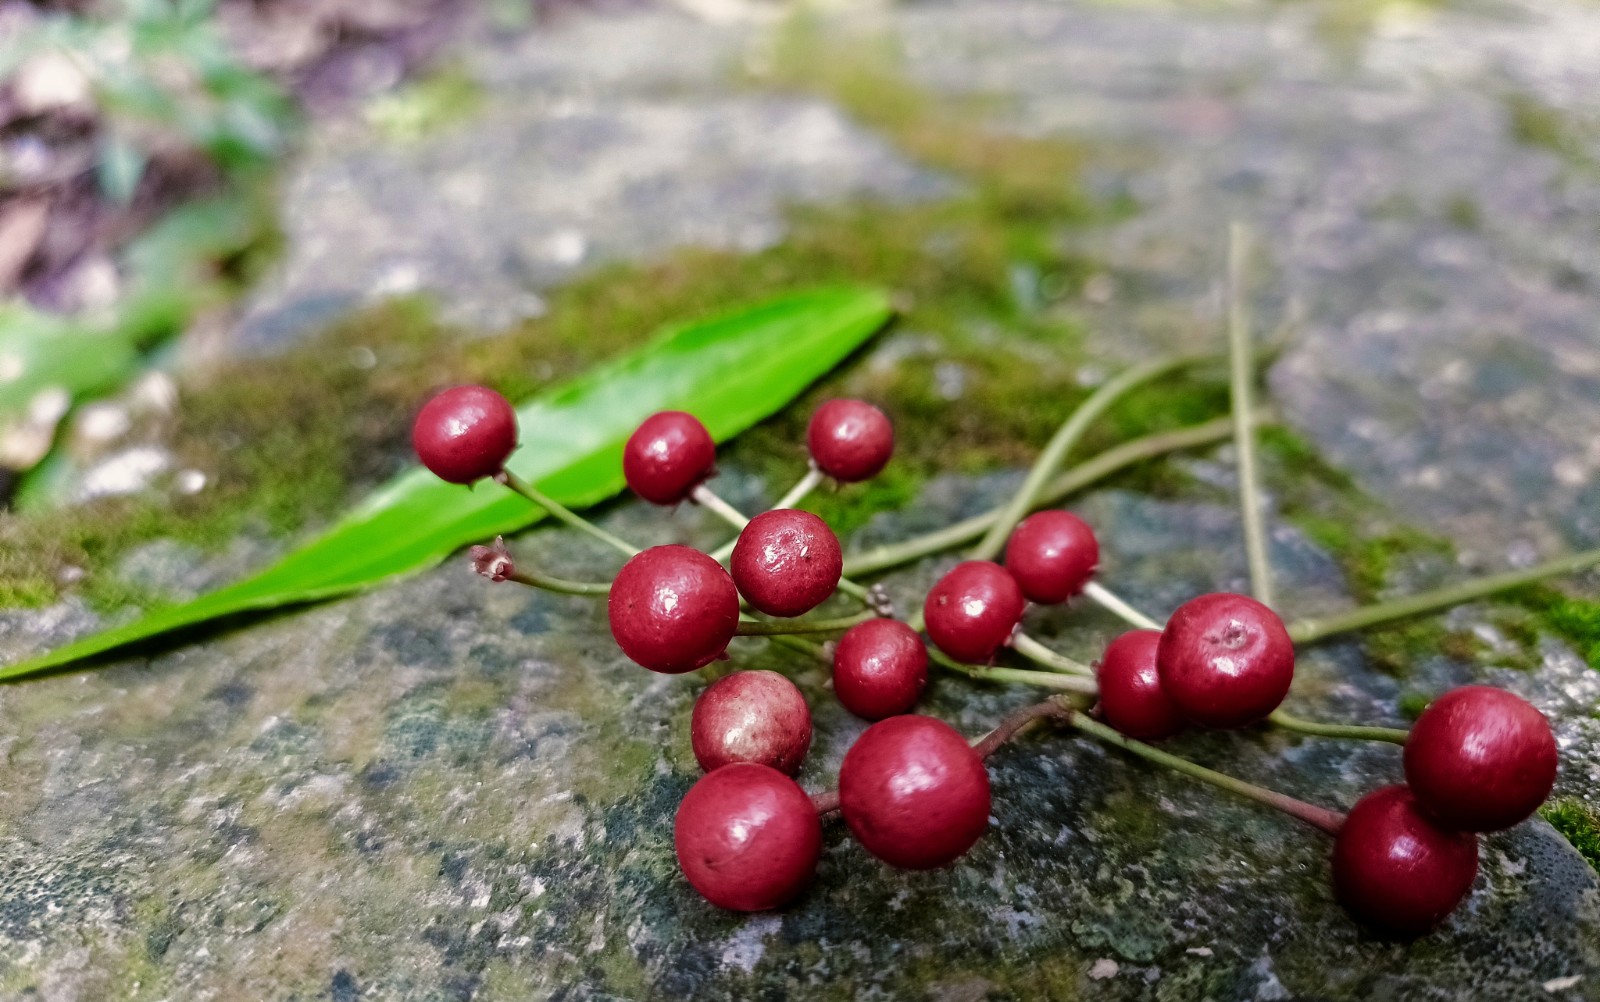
[[971, 700, 1072, 759], [971, 351, 1224, 561], [735, 611, 877, 636], [1227, 222, 1276, 610], [690, 484, 751, 531], [1286, 546, 1600, 644], [1064, 707, 1346, 835], [811, 790, 841, 816], [1010, 632, 1095, 676], [1268, 710, 1408, 745], [499, 470, 641, 558], [929, 647, 1097, 694], [770, 634, 832, 664], [773, 467, 825, 510], [1081, 581, 1164, 630], [842, 409, 1272, 578], [507, 570, 612, 597]]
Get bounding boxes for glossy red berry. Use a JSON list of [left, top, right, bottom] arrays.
[[674, 763, 822, 912], [1004, 510, 1099, 604], [691, 671, 812, 775], [807, 399, 893, 483], [608, 545, 740, 674], [411, 385, 518, 484], [1333, 785, 1479, 936], [1156, 592, 1294, 729], [832, 619, 928, 720], [923, 561, 1025, 664], [623, 411, 716, 505], [729, 509, 843, 617], [839, 715, 991, 869], [1096, 629, 1186, 740], [1403, 686, 1557, 832]]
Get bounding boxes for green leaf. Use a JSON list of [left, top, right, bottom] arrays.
[[1, 287, 893, 681]]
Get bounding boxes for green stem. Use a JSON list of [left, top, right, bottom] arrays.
[[1227, 222, 1275, 610], [1269, 710, 1408, 745], [771, 634, 832, 664], [500, 470, 640, 558], [1064, 707, 1346, 836], [1010, 632, 1095, 676], [507, 570, 612, 597], [735, 611, 876, 636], [1287, 546, 1600, 645], [1081, 581, 1163, 630], [690, 484, 751, 531], [971, 351, 1222, 561], [929, 647, 1098, 694], [773, 467, 825, 510], [842, 409, 1272, 578]]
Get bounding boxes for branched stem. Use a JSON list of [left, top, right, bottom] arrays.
[[735, 611, 876, 636], [1009, 632, 1095, 676], [1227, 223, 1276, 610], [971, 700, 1072, 759], [929, 647, 1097, 694], [500, 470, 640, 558], [690, 484, 751, 531], [1081, 581, 1163, 630], [773, 467, 825, 510], [1269, 710, 1408, 745]]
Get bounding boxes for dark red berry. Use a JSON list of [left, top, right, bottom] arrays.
[[1096, 629, 1186, 740], [807, 399, 893, 483], [729, 509, 843, 617], [608, 545, 740, 674], [674, 763, 822, 911], [624, 411, 716, 505], [411, 385, 518, 484], [1333, 784, 1479, 936], [1004, 510, 1099, 604], [923, 561, 1025, 664], [691, 671, 812, 775], [1403, 686, 1557, 832], [839, 715, 991, 869], [1156, 592, 1294, 729], [832, 619, 928, 721]]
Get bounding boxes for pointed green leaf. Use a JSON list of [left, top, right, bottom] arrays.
[[2, 286, 892, 680]]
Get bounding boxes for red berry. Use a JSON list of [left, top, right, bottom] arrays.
[[839, 715, 991, 869], [729, 509, 843, 617], [1403, 686, 1557, 832], [411, 385, 518, 484], [1004, 510, 1099, 604], [691, 671, 812, 775], [1096, 629, 1185, 740], [807, 399, 893, 483], [674, 763, 822, 911], [1156, 592, 1294, 729], [832, 619, 928, 720], [608, 545, 740, 674], [623, 411, 716, 505], [1333, 785, 1479, 936], [923, 561, 1025, 664]]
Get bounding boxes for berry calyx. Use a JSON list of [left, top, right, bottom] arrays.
[[1403, 686, 1557, 832], [1004, 510, 1099, 604], [807, 399, 894, 483], [1156, 592, 1294, 729], [1332, 784, 1479, 936], [729, 509, 843, 617], [832, 619, 929, 721], [839, 715, 991, 869], [411, 385, 518, 484], [1096, 629, 1185, 740], [691, 670, 813, 775], [923, 561, 1026, 664], [608, 545, 740, 674], [623, 411, 717, 505], [674, 763, 822, 912]]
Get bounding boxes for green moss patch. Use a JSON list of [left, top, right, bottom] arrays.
[[1541, 799, 1600, 873]]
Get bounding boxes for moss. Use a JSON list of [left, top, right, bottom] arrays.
[[1396, 690, 1432, 720], [1541, 799, 1600, 873], [1511, 586, 1600, 667]]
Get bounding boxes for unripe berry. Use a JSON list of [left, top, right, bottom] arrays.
[[411, 385, 518, 484], [807, 399, 893, 483], [839, 715, 991, 869], [1096, 629, 1185, 740], [624, 411, 716, 505], [1156, 592, 1294, 729], [923, 561, 1025, 664], [1403, 686, 1557, 832], [832, 619, 928, 720], [608, 545, 739, 674], [729, 509, 843, 617], [691, 670, 812, 775], [675, 763, 822, 911], [1333, 785, 1479, 936], [1004, 510, 1099, 604]]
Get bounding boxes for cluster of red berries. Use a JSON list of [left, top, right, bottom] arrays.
[[411, 383, 1561, 935]]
